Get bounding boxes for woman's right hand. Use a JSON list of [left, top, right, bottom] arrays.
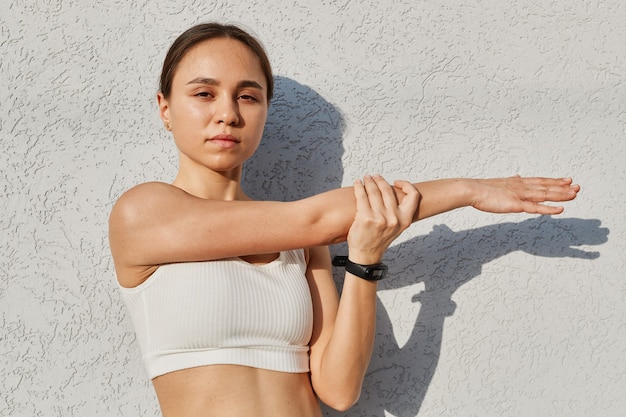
[[346, 175, 421, 265], [470, 176, 580, 215]]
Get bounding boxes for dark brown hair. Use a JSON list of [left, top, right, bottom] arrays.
[[159, 23, 274, 102]]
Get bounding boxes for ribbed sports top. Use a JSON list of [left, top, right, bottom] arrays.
[[118, 249, 313, 379]]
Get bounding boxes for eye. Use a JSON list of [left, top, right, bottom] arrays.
[[194, 91, 214, 98], [238, 93, 259, 102]]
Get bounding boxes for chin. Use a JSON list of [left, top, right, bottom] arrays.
[[207, 162, 245, 176]]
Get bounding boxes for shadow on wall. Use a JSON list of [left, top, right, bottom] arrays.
[[336, 217, 608, 417], [242, 76, 610, 417], [243, 75, 346, 201]]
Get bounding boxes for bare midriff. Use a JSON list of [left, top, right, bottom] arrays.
[[152, 364, 322, 417]]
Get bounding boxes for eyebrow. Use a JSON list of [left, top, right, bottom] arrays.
[[186, 77, 263, 91]]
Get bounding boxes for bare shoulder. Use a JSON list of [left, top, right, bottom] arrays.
[[120, 181, 175, 198], [109, 182, 178, 286], [109, 181, 195, 239], [110, 182, 178, 222]]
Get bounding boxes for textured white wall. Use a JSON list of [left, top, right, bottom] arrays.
[[1, 1, 624, 416]]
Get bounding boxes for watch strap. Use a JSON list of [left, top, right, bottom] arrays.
[[332, 256, 388, 281]]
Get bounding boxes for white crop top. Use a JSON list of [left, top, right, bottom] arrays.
[[118, 249, 313, 379]]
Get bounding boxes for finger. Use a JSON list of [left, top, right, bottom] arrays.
[[362, 175, 385, 211], [526, 184, 579, 203], [513, 176, 569, 183], [394, 180, 420, 220], [521, 202, 565, 215], [353, 178, 371, 211], [513, 177, 580, 202], [371, 174, 398, 209], [512, 176, 577, 190]]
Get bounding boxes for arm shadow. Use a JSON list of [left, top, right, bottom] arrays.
[[240, 76, 609, 417], [327, 216, 608, 417]]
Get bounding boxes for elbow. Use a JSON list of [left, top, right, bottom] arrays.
[[310, 360, 366, 411], [318, 388, 361, 412], [324, 396, 360, 412], [331, 402, 357, 413]]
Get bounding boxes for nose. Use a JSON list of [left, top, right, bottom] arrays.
[[215, 97, 240, 126]]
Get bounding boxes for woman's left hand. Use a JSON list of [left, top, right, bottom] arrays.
[[347, 175, 420, 265]]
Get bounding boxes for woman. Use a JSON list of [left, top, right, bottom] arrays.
[[109, 23, 579, 416]]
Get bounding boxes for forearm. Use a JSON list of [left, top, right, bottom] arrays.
[[311, 178, 474, 244], [406, 178, 474, 221], [319, 178, 474, 231], [394, 175, 577, 221], [312, 274, 378, 410]]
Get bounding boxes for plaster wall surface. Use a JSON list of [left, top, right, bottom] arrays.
[[1, 1, 623, 416]]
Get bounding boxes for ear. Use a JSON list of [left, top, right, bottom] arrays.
[[157, 92, 171, 130]]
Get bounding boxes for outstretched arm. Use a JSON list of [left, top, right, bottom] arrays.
[[109, 176, 579, 285]]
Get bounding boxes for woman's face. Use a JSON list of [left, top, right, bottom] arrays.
[[158, 37, 269, 175]]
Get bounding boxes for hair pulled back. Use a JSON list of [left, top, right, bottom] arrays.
[[159, 23, 274, 102]]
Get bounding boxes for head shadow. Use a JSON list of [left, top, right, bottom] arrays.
[[329, 216, 608, 417], [242, 75, 346, 201]]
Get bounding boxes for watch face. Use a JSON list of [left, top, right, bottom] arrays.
[[370, 269, 385, 279], [365, 265, 388, 280]]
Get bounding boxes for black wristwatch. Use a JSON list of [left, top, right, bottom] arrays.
[[332, 256, 388, 281]]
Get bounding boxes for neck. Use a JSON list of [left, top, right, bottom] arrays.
[[173, 166, 249, 201]]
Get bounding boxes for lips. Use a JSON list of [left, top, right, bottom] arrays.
[[208, 134, 240, 149]]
